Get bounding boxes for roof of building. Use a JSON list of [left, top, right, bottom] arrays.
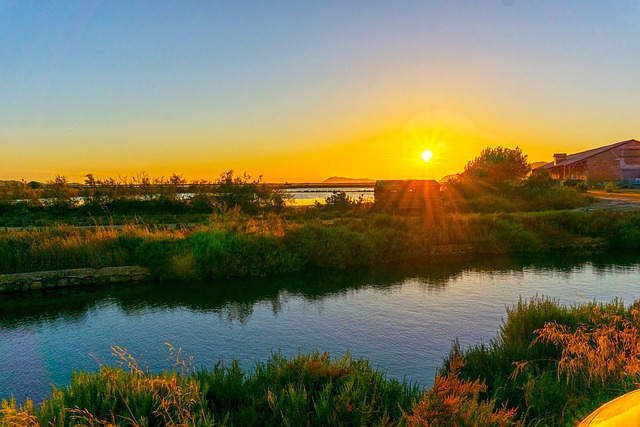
[[541, 139, 639, 170]]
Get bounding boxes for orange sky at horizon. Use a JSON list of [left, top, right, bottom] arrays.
[[1, 112, 628, 184], [4, 102, 617, 185]]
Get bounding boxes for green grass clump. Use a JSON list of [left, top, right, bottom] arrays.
[[16, 351, 419, 426]]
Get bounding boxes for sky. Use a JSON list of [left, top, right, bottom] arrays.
[[1, 1, 640, 183]]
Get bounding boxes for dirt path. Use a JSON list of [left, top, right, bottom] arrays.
[[578, 191, 640, 211]]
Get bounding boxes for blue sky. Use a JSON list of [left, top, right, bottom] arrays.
[[2, 1, 639, 182]]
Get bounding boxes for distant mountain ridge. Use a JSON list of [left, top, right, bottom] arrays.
[[323, 176, 376, 184]]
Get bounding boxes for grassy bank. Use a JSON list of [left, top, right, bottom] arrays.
[[2, 209, 640, 278], [0, 350, 516, 426], [453, 297, 640, 425], [4, 298, 639, 426]]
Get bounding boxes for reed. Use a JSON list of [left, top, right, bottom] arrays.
[[2, 348, 524, 427], [452, 298, 640, 426], [3, 210, 640, 277]]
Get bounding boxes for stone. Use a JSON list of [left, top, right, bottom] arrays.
[[0, 266, 151, 294]]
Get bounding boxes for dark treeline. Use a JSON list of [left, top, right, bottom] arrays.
[[0, 170, 292, 218], [0, 168, 592, 225]]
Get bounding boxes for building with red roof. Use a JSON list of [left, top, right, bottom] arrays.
[[540, 139, 640, 184]]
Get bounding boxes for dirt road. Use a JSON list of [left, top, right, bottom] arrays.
[[578, 190, 640, 211]]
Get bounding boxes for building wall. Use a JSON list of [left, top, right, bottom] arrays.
[[548, 163, 587, 180], [619, 140, 640, 181], [588, 140, 640, 183], [586, 149, 623, 182]]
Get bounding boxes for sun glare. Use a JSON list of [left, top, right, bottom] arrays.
[[421, 150, 433, 162]]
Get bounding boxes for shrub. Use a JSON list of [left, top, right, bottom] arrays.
[[212, 170, 292, 214], [405, 355, 517, 427], [574, 181, 589, 193], [316, 190, 362, 213], [604, 182, 619, 193]]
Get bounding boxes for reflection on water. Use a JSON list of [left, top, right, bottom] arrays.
[[2, 251, 640, 404]]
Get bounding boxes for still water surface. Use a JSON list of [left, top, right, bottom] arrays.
[[2, 253, 640, 404], [284, 187, 373, 205]]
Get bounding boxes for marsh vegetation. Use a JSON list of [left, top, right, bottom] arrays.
[[2, 208, 640, 279]]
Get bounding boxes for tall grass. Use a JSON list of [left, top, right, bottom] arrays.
[[15, 351, 420, 426], [3, 210, 640, 277], [0, 224, 187, 274], [1, 349, 524, 427], [452, 298, 640, 426]]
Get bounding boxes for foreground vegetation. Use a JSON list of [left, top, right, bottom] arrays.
[[0, 350, 516, 426], [455, 297, 640, 425], [4, 298, 640, 426]]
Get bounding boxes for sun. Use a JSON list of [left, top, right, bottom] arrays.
[[421, 149, 433, 162]]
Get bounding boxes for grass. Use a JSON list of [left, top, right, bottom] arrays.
[[452, 298, 640, 426], [1, 348, 521, 427], [3, 210, 640, 278]]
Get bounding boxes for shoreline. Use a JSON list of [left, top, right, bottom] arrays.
[[0, 266, 150, 293], [0, 238, 609, 295]]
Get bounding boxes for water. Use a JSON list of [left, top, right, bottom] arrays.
[[2, 252, 640, 404], [284, 187, 374, 205], [55, 187, 374, 207]]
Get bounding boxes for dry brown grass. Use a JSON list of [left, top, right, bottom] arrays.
[[530, 304, 640, 386], [405, 355, 518, 427], [0, 399, 38, 427]]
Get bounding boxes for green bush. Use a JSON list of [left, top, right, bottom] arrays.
[[452, 298, 640, 425], [604, 182, 619, 192], [574, 181, 589, 192]]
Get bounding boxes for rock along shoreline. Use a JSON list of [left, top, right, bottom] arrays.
[[0, 266, 150, 294]]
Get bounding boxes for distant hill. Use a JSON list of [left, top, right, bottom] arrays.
[[323, 176, 376, 184], [0, 180, 22, 186], [530, 161, 547, 170]]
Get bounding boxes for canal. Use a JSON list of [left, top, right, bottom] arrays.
[[2, 252, 640, 404]]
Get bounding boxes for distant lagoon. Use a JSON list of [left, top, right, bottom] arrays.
[[52, 186, 375, 207], [284, 187, 374, 205]]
